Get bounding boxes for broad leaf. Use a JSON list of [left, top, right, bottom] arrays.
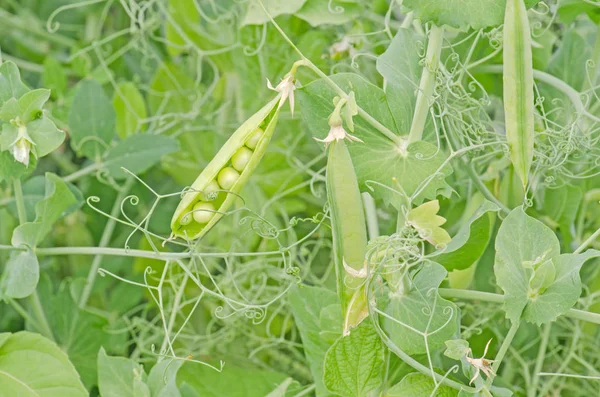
[[104, 134, 180, 179], [444, 339, 470, 360], [69, 79, 116, 159], [97, 347, 150, 397], [113, 82, 147, 139], [386, 373, 458, 397], [432, 200, 499, 271], [12, 173, 78, 248], [147, 359, 183, 397], [0, 61, 28, 103], [176, 362, 288, 397], [323, 321, 384, 397], [401, 0, 541, 30], [288, 285, 339, 396], [383, 261, 458, 355], [297, 0, 361, 26], [0, 331, 87, 396], [243, 0, 307, 25], [298, 73, 452, 208], [0, 249, 39, 299]]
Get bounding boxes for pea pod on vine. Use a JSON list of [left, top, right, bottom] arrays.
[[318, 96, 368, 335], [170, 72, 297, 240], [503, 0, 534, 190]]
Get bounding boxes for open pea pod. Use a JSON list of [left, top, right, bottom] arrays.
[[170, 94, 281, 240]]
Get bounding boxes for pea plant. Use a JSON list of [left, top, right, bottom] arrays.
[[1, 0, 600, 396]]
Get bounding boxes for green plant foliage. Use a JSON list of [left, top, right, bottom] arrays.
[[1, 2, 600, 396]]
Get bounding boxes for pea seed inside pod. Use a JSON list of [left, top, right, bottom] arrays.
[[231, 147, 253, 171], [217, 167, 240, 190], [201, 180, 220, 200], [245, 128, 264, 150], [192, 201, 215, 224]]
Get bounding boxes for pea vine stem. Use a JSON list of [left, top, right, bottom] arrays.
[[12, 179, 55, 341], [257, 1, 402, 146], [408, 24, 444, 143], [78, 177, 134, 308]]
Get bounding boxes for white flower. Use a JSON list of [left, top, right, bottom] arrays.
[[466, 339, 496, 385], [10, 125, 34, 167], [314, 124, 363, 146], [267, 73, 296, 116]]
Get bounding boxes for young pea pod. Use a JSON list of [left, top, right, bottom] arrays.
[[326, 138, 369, 334], [503, 0, 534, 190], [170, 95, 281, 240]]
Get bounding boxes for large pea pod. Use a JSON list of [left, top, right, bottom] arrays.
[[326, 139, 369, 334], [170, 95, 281, 240], [503, 0, 534, 190]]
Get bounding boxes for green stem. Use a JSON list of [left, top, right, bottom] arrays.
[[78, 178, 133, 308], [438, 288, 600, 325], [528, 323, 551, 397], [477, 65, 600, 124], [12, 179, 27, 224], [575, 225, 600, 254], [490, 319, 521, 377], [408, 25, 444, 143], [13, 179, 54, 341], [362, 192, 379, 240]]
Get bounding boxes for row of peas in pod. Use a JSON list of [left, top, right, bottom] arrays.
[[179, 128, 264, 226], [170, 93, 283, 240]]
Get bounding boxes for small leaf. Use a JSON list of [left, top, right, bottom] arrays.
[[11, 173, 78, 248], [0, 61, 29, 103], [0, 331, 87, 396], [113, 82, 147, 139], [444, 339, 470, 360], [296, 0, 362, 26], [243, 0, 307, 25], [383, 262, 458, 355], [43, 57, 68, 98], [0, 249, 39, 299], [69, 79, 116, 159], [17, 89, 50, 123], [97, 347, 150, 397], [433, 200, 499, 271], [386, 373, 458, 397], [288, 285, 339, 396], [147, 359, 183, 397], [104, 134, 180, 179], [323, 321, 384, 397], [407, 200, 452, 248]]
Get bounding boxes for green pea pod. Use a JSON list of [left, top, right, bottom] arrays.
[[326, 139, 368, 332], [170, 95, 281, 240], [503, 0, 534, 190]]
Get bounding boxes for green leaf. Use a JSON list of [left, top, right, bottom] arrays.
[[147, 359, 183, 397], [243, 0, 307, 25], [383, 261, 458, 355], [104, 134, 180, 179], [386, 373, 458, 397], [407, 200, 452, 248], [547, 29, 591, 91], [288, 285, 339, 396], [444, 339, 470, 360], [376, 29, 424, 136], [432, 200, 499, 271], [319, 303, 343, 344], [69, 79, 116, 159], [12, 173, 78, 248], [0, 331, 87, 396], [0, 150, 35, 182], [17, 89, 50, 123], [0, 249, 39, 299], [492, 208, 598, 324], [36, 276, 112, 389], [176, 362, 288, 397], [43, 57, 68, 99], [297, 73, 452, 209], [0, 61, 29, 103], [542, 184, 582, 250], [113, 82, 147, 139], [97, 347, 150, 397], [296, 0, 361, 26], [323, 321, 384, 397], [401, 0, 540, 30], [494, 207, 560, 322]]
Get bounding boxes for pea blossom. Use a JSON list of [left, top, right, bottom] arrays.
[[267, 73, 296, 116], [9, 123, 34, 167]]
